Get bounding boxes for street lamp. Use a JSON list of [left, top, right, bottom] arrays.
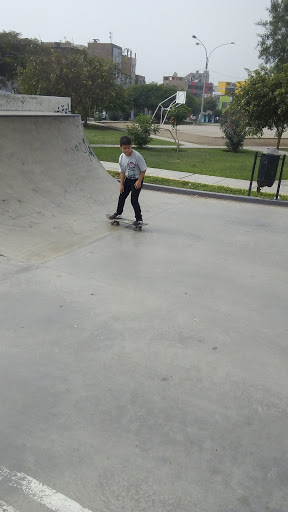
[[192, 35, 235, 123]]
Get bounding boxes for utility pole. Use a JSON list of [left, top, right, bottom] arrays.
[[192, 36, 235, 123]]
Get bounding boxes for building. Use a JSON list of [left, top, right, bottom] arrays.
[[217, 81, 233, 95], [0, 81, 14, 94], [88, 41, 122, 64], [42, 40, 86, 52], [217, 80, 246, 112], [43, 41, 74, 49], [217, 80, 246, 95], [121, 49, 136, 85], [187, 80, 213, 96], [185, 70, 209, 84], [235, 80, 246, 92], [42, 39, 142, 86], [163, 72, 187, 90], [88, 41, 136, 85], [135, 74, 146, 85], [219, 95, 232, 112], [163, 71, 213, 96]]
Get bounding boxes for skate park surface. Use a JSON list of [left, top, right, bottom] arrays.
[[0, 114, 288, 512]]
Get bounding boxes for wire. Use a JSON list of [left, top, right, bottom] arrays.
[[209, 69, 247, 80]]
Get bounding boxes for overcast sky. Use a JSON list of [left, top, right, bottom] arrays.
[[1, 0, 271, 85]]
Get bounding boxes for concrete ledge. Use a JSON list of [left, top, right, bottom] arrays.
[[142, 182, 288, 207], [0, 112, 79, 118]]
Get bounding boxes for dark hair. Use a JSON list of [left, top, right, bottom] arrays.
[[120, 136, 132, 146]]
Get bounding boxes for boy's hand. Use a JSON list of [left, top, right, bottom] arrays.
[[134, 179, 142, 189], [120, 184, 124, 194]]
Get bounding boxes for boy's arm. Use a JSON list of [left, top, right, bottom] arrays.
[[135, 170, 146, 189], [119, 154, 125, 193], [120, 171, 125, 193]]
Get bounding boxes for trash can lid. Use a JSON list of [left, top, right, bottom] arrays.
[[263, 147, 280, 155]]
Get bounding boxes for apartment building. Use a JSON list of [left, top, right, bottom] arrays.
[[163, 71, 213, 96], [42, 39, 140, 86], [88, 41, 136, 85], [217, 81, 246, 95]]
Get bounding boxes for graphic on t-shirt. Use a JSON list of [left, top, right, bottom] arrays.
[[127, 161, 137, 178]]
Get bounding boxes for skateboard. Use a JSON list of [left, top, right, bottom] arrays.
[[106, 214, 147, 231]]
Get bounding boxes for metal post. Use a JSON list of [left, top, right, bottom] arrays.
[[248, 152, 259, 196], [275, 154, 286, 200], [199, 58, 208, 124], [192, 37, 235, 124], [152, 93, 177, 120]]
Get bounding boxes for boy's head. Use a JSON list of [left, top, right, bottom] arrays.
[[120, 135, 133, 157]]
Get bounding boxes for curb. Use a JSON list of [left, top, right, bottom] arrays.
[[142, 183, 288, 207]]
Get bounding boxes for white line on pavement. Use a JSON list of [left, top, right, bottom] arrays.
[[0, 501, 20, 512], [0, 467, 94, 512]]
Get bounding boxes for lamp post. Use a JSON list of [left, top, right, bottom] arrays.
[[192, 36, 235, 123]]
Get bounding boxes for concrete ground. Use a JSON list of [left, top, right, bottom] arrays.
[[1, 114, 288, 512], [1, 192, 288, 512]]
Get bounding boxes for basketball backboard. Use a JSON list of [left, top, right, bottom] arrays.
[[176, 91, 186, 104]]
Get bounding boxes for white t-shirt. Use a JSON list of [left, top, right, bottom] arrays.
[[119, 150, 147, 179]]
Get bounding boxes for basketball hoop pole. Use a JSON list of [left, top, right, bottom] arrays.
[[153, 91, 186, 125], [153, 93, 177, 120], [162, 99, 177, 125]]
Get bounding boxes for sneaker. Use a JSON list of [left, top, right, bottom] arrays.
[[109, 213, 122, 220], [133, 220, 143, 227]]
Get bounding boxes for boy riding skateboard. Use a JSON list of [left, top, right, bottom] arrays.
[[109, 136, 147, 227]]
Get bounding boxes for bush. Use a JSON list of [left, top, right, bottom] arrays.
[[127, 114, 159, 147], [220, 109, 247, 152], [167, 104, 190, 126], [107, 111, 121, 121], [107, 110, 131, 121], [167, 104, 190, 151]]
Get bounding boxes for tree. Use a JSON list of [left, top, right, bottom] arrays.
[[220, 107, 247, 152], [203, 96, 218, 112], [0, 30, 47, 87], [185, 92, 201, 116], [234, 65, 288, 149], [107, 88, 133, 121], [256, 0, 288, 67], [127, 114, 159, 148], [167, 104, 190, 152], [18, 49, 125, 125], [127, 83, 179, 117]]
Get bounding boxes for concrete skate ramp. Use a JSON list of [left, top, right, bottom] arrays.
[[0, 114, 118, 263]]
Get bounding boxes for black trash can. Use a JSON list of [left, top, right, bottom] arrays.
[[257, 148, 280, 190]]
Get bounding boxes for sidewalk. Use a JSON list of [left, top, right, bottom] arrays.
[[91, 140, 288, 152], [100, 160, 288, 195]]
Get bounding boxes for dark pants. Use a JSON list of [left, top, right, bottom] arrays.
[[116, 178, 143, 221]]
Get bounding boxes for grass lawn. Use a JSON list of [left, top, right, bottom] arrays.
[[93, 147, 288, 181], [107, 170, 288, 201], [85, 125, 175, 146]]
